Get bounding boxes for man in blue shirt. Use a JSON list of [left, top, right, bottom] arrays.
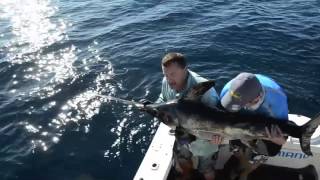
[[219, 72, 288, 176], [220, 72, 288, 121]]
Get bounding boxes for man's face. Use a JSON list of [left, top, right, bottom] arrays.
[[244, 92, 264, 111], [162, 63, 187, 91]]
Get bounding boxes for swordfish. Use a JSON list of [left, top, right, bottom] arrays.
[[141, 80, 320, 156]]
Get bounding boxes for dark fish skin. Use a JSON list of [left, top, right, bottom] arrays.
[[142, 81, 320, 156]]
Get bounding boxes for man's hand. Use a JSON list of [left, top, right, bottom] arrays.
[[139, 99, 152, 106], [137, 99, 154, 113], [210, 134, 223, 144], [264, 125, 286, 145]]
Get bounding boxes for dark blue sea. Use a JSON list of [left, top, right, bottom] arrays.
[[0, 0, 319, 179]]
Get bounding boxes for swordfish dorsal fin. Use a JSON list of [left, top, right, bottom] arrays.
[[183, 80, 215, 101]]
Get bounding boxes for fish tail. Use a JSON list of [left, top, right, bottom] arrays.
[[299, 113, 320, 156]]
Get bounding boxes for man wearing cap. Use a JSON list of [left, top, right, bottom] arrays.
[[220, 72, 288, 121], [219, 72, 288, 176], [141, 52, 220, 180]]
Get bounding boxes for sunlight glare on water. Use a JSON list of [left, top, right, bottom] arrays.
[[1, 0, 123, 153], [1, 0, 318, 179], [1, 0, 75, 99], [0, 0, 66, 54]]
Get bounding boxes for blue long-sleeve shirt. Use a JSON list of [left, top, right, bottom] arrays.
[[220, 74, 288, 120]]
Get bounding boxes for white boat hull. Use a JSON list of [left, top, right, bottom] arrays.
[[134, 114, 320, 180]]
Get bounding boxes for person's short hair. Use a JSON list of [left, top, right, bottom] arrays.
[[161, 52, 187, 68]]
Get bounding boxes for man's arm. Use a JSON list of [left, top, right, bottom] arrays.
[[260, 87, 288, 156], [220, 80, 232, 99], [271, 90, 289, 120], [201, 88, 219, 108], [155, 78, 166, 103]]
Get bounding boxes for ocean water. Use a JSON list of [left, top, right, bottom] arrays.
[[0, 0, 319, 179]]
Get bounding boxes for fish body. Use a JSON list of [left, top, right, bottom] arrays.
[[142, 80, 320, 156]]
